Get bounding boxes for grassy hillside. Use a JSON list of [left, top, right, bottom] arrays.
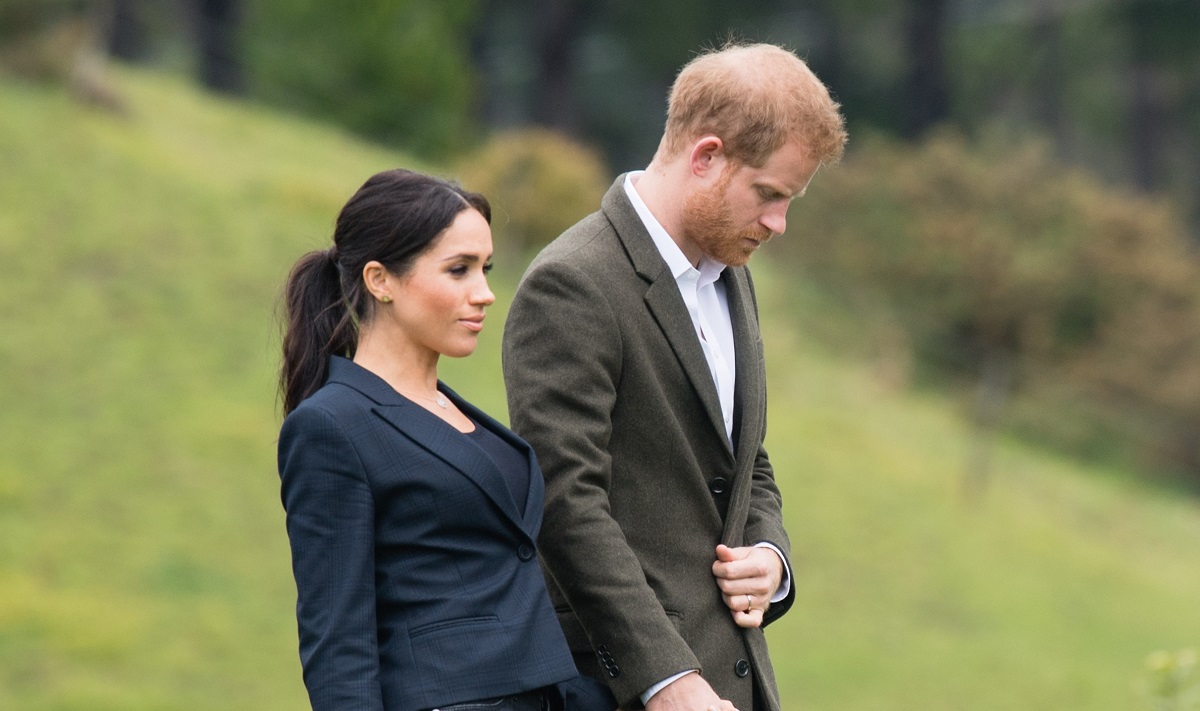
[[0, 68, 1197, 710]]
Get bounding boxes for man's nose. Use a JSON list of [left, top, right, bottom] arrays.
[[760, 203, 788, 236]]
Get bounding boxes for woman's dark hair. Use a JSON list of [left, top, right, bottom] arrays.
[[280, 168, 491, 414]]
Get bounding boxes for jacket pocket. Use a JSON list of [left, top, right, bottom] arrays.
[[409, 615, 499, 638]]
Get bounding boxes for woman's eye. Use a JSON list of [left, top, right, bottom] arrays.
[[448, 265, 468, 277], [482, 262, 494, 274]]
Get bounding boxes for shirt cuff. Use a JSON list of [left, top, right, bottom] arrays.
[[641, 670, 698, 706], [755, 541, 791, 603]]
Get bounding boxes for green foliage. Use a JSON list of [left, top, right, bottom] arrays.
[[786, 130, 1200, 475], [3, 67, 1200, 711], [244, 0, 480, 159], [455, 128, 610, 260]]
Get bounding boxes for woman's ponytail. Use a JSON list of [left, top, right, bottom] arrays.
[[279, 247, 356, 415]]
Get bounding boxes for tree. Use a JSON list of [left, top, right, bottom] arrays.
[[244, 0, 481, 158], [195, 0, 242, 94], [901, 0, 951, 137], [106, 0, 149, 61], [1119, 0, 1200, 201], [529, 0, 599, 133]]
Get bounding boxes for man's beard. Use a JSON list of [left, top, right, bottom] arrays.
[[681, 170, 772, 267]]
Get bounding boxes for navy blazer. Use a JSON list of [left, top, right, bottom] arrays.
[[278, 356, 578, 711]]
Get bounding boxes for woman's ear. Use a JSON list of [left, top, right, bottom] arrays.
[[361, 261, 393, 303]]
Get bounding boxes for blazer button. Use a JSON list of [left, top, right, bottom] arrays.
[[734, 659, 750, 678], [517, 544, 534, 561], [708, 476, 728, 495]]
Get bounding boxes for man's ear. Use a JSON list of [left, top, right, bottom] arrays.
[[689, 135, 726, 178]]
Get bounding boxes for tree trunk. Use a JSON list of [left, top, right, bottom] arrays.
[[1129, 61, 1167, 192], [529, 0, 597, 134], [195, 0, 242, 94], [106, 0, 149, 62], [902, 0, 951, 139], [1031, 1, 1066, 149]]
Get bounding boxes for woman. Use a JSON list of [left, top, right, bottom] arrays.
[[277, 169, 596, 711]]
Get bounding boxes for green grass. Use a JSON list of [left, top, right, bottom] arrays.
[[1, 68, 1197, 710]]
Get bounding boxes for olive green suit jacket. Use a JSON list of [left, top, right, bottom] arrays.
[[502, 177, 794, 711]]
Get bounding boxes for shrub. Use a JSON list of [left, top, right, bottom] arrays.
[[0, 0, 96, 82], [455, 128, 609, 262], [784, 129, 1200, 478]]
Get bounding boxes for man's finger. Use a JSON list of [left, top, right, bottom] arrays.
[[715, 544, 743, 562], [731, 607, 765, 629], [714, 549, 770, 581]]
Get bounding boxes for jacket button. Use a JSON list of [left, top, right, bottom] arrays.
[[734, 659, 750, 678], [517, 544, 534, 561], [605, 663, 620, 678], [709, 476, 728, 495]]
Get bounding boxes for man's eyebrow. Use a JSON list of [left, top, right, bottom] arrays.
[[757, 184, 791, 199]]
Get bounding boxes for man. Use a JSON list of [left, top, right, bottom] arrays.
[[502, 43, 846, 711]]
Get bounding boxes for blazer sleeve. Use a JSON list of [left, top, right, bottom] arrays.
[[278, 404, 384, 711], [503, 259, 701, 707]]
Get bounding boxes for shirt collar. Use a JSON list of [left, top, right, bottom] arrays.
[[624, 171, 726, 286]]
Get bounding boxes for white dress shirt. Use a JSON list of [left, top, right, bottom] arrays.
[[623, 173, 792, 703]]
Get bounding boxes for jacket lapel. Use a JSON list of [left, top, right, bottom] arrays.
[[718, 267, 769, 546], [724, 267, 763, 468], [602, 177, 732, 454], [325, 358, 528, 532], [452, 393, 545, 534]]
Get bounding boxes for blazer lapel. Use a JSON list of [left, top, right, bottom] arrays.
[[326, 358, 526, 529], [382, 403, 525, 519], [602, 177, 732, 454], [724, 267, 764, 467], [451, 393, 545, 534], [718, 267, 768, 546]]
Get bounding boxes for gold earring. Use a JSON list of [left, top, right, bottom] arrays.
[[380, 295, 392, 303]]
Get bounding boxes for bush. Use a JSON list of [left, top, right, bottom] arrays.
[[784, 129, 1200, 477], [455, 128, 609, 262], [0, 0, 95, 81]]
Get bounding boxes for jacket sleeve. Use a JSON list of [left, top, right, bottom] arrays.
[[278, 404, 383, 711], [503, 259, 701, 708]]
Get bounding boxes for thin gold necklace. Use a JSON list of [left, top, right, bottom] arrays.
[[396, 387, 449, 409]]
